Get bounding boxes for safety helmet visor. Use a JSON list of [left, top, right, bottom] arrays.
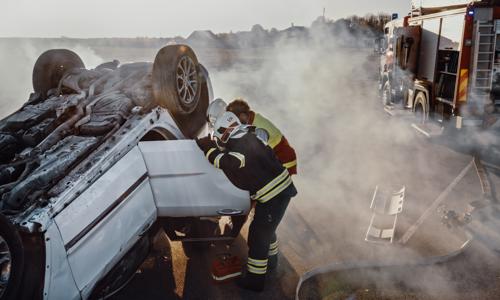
[[213, 112, 242, 144], [206, 98, 227, 127], [216, 123, 239, 143]]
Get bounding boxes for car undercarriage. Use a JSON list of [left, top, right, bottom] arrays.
[[0, 45, 250, 300]]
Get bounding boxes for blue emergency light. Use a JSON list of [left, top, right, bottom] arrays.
[[467, 9, 475, 16]]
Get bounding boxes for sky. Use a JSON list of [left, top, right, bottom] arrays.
[[0, 0, 410, 38]]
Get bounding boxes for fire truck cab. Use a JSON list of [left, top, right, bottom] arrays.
[[380, 0, 500, 130], [379, 18, 405, 88]]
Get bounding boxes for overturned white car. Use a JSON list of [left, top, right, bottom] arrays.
[[0, 45, 250, 299]]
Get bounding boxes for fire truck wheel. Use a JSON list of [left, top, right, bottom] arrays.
[[382, 81, 391, 106], [414, 92, 427, 124]]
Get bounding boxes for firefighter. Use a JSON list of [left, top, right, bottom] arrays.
[[225, 98, 296, 279], [207, 98, 269, 145], [196, 112, 297, 292], [226, 98, 298, 175]]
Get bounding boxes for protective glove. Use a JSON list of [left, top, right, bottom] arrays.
[[195, 136, 216, 152]]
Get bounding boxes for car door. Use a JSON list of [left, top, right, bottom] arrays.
[[138, 140, 250, 217], [54, 146, 157, 297]]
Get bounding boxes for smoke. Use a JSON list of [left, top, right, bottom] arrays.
[[0, 38, 103, 118], [197, 25, 500, 298], [0, 21, 498, 298]]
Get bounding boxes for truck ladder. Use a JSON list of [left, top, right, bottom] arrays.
[[471, 21, 495, 92], [494, 20, 500, 113], [470, 20, 500, 124]]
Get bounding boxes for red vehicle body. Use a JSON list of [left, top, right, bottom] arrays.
[[379, 0, 500, 129]]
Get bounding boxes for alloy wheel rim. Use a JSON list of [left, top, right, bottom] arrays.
[[176, 56, 198, 106], [0, 236, 11, 297]]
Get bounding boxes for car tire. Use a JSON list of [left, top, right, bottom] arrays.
[[414, 92, 427, 125], [152, 45, 202, 115], [0, 214, 24, 300], [152, 45, 208, 138], [168, 79, 209, 138], [32, 49, 85, 100]]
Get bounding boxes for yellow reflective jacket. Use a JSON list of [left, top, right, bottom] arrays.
[[249, 112, 297, 175], [251, 112, 283, 149]]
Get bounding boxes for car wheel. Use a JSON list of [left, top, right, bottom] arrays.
[[168, 79, 209, 138], [32, 49, 85, 100], [0, 214, 24, 300], [152, 45, 202, 115], [152, 45, 209, 138]]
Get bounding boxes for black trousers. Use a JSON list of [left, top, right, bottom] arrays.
[[246, 190, 291, 276]]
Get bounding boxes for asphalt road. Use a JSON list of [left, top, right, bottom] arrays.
[[111, 48, 500, 300]]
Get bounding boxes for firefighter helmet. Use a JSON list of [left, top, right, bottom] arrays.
[[213, 111, 246, 144], [207, 98, 227, 127]]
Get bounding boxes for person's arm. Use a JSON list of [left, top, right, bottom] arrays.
[[255, 128, 269, 145], [196, 137, 245, 170], [245, 125, 268, 145]]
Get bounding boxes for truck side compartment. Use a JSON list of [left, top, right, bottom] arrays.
[[380, 2, 500, 129]]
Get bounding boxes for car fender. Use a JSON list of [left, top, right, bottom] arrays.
[[43, 222, 80, 300]]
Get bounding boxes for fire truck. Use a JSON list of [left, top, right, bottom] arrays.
[[379, 0, 500, 130]]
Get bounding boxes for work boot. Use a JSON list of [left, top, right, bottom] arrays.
[[236, 272, 265, 292], [268, 254, 278, 270]]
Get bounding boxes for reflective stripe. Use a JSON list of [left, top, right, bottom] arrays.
[[268, 240, 279, 256], [247, 257, 268, 274], [247, 264, 267, 274], [248, 257, 268, 267], [214, 153, 224, 169], [206, 148, 217, 159], [269, 240, 279, 249], [228, 152, 245, 168], [268, 248, 279, 256], [283, 160, 297, 169], [458, 69, 468, 102], [212, 271, 242, 281], [252, 169, 289, 200], [259, 176, 292, 203]]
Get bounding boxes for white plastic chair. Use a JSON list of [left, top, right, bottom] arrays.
[[365, 185, 405, 244]]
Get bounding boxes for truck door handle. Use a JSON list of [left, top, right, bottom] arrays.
[[217, 209, 244, 216]]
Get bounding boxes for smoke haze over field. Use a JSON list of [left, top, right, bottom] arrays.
[[0, 40, 103, 118], [0, 0, 409, 38], [202, 26, 500, 298]]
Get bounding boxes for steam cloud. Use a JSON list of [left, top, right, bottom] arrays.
[[0, 38, 103, 118], [196, 25, 500, 299]]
